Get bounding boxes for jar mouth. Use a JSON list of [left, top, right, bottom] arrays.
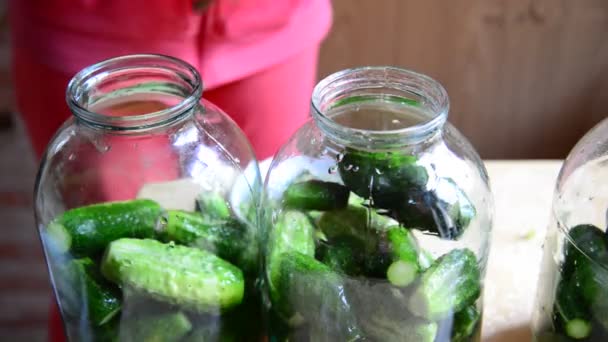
[[311, 66, 449, 148], [67, 54, 202, 130]]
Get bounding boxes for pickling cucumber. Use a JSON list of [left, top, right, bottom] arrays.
[[119, 311, 192, 342], [275, 251, 363, 340], [574, 253, 608, 332], [381, 227, 421, 286], [317, 204, 396, 253], [316, 236, 365, 276], [408, 248, 481, 320], [553, 276, 592, 340], [196, 192, 231, 220], [70, 258, 121, 326], [161, 210, 257, 274], [562, 224, 607, 278], [338, 148, 428, 209], [101, 238, 244, 312], [392, 178, 475, 240], [283, 180, 350, 211], [267, 211, 315, 295], [451, 305, 481, 342], [46, 199, 163, 255]]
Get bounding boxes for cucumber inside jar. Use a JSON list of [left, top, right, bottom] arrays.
[[267, 176, 482, 341], [545, 223, 608, 340], [43, 194, 261, 341]]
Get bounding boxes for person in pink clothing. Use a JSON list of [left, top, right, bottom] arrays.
[[9, 0, 332, 340], [10, 0, 332, 159]]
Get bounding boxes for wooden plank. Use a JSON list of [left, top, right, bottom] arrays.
[[319, 0, 608, 158]]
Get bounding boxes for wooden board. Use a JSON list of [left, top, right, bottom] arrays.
[[319, 0, 608, 159]]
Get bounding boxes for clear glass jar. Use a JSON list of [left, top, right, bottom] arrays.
[[261, 67, 493, 342], [532, 118, 608, 341], [34, 54, 262, 341]]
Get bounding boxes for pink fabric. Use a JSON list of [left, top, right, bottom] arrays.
[[10, 3, 330, 340], [9, 0, 332, 89], [31, 45, 319, 342]]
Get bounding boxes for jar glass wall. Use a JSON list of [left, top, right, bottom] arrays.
[[35, 54, 262, 341], [261, 67, 493, 342], [532, 118, 608, 341]]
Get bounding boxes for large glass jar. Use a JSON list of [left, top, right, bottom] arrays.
[[34, 54, 262, 341], [261, 67, 493, 341], [532, 118, 608, 341]]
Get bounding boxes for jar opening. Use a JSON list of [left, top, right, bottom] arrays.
[[67, 54, 202, 130], [311, 66, 449, 148]]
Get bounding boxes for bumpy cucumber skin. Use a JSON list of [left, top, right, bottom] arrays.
[[196, 192, 231, 220], [70, 258, 121, 326], [163, 210, 257, 274], [276, 251, 363, 340], [49, 199, 163, 256], [283, 180, 350, 211], [101, 238, 244, 312], [317, 236, 365, 276], [451, 305, 481, 342], [119, 312, 192, 342], [408, 248, 481, 321], [338, 148, 428, 209], [387, 226, 420, 269], [267, 211, 316, 293]]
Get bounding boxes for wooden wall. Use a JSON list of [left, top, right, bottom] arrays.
[[318, 0, 608, 159]]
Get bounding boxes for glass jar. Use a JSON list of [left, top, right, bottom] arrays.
[[34, 54, 262, 341], [261, 67, 493, 342], [532, 118, 608, 341]]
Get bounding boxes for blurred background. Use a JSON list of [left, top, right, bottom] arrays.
[[0, 0, 606, 340]]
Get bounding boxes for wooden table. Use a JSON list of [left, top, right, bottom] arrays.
[[481, 160, 562, 341]]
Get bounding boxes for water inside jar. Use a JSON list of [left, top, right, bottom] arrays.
[[88, 93, 184, 117], [327, 100, 432, 131]]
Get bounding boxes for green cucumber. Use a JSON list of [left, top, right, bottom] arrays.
[[119, 311, 192, 342], [196, 192, 231, 220], [316, 236, 365, 276], [574, 254, 608, 332], [46, 199, 163, 255], [162, 210, 257, 274], [267, 211, 315, 295], [317, 205, 395, 248], [386, 260, 418, 287], [276, 251, 363, 340], [562, 224, 607, 279], [553, 276, 592, 340], [384, 227, 421, 286], [361, 226, 421, 282], [451, 305, 481, 342], [338, 148, 428, 209], [283, 180, 350, 211], [70, 258, 121, 326], [393, 178, 475, 240], [101, 238, 244, 312], [408, 248, 481, 320]]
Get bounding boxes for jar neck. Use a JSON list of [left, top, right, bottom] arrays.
[[67, 54, 202, 131], [311, 66, 449, 149]]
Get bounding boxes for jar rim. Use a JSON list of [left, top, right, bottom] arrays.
[[311, 66, 449, 148], [66, 54, 202, 130]]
